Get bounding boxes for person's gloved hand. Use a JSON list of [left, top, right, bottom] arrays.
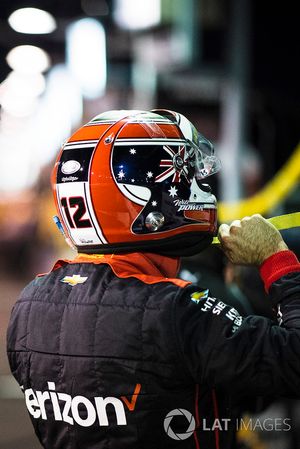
[[218, 214, 288, 266]]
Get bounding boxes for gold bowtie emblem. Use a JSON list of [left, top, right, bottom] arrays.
[[61, 274, 88, 286]]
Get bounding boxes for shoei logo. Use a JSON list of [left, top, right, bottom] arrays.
[[164, 408, 196, 440], [61, 160, 81, 175], [23, 382, 141, 428], [61, 274, 88, 286]]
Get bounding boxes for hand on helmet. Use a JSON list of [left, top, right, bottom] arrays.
[[218, 214, 288, 266]]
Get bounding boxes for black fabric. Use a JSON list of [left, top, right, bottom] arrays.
[[6, 262, 300, 449]]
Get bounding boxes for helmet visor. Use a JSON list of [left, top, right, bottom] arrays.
[[127, 113, 221, 180], [189, 132, 221, 180]]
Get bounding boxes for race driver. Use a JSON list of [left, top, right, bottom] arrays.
[[7, 109, 300, 449]]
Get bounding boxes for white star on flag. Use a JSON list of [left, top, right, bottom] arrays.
[[146, 171, 153, 178], [151, 201, 157, 207], [118, 169, 125, 180], [130, 148, 136, 154], [168, 185, 178, 197]]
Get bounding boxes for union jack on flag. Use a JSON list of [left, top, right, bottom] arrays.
[[155, 145, 190, 183]]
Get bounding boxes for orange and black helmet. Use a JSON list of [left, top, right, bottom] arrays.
[[51, 109, 221, 256]]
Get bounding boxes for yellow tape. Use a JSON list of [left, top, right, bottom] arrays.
[[268, 212, 300, 230], [218, 142, 300, 222], [212, 212, 300, 245]]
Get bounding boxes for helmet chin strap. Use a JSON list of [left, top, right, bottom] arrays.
[[212, 212, 300, 245]]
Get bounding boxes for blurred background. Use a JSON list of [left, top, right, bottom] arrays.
[[0, 0, 299, 448]]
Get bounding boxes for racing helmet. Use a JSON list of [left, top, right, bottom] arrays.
[[51, 109, 221, 256]]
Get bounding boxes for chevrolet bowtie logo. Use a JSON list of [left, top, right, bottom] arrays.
[[61, 274, 88, 286]]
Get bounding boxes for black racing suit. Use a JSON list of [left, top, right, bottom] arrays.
[[6, 250, 300, 449]]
